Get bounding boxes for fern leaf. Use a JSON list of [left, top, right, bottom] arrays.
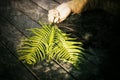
[[17, 23, 84, 66]]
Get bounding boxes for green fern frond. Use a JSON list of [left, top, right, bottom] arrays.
[[17, 23, 84, 65]]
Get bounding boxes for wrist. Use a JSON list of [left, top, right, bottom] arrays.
[[56, 3, 71, 13]]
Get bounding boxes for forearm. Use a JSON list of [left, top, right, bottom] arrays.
[[66, 0, 87, 14], [66, 0, 100, 14], [66, 0, 120, 14]]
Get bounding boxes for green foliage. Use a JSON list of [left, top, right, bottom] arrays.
[[17, 23, 84, 66]]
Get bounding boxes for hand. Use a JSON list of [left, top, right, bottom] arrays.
[[48, 3, 71, 23]]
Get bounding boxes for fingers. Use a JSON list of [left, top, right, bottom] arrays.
[[48, 9, 68, 23], [48, 3, 71, 23], [48, 9, 60, 23]]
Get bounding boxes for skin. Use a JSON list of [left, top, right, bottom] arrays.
[[48, 0, 120, 23]]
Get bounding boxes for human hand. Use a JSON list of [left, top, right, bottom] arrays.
[[48, 3, 71, 23]]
